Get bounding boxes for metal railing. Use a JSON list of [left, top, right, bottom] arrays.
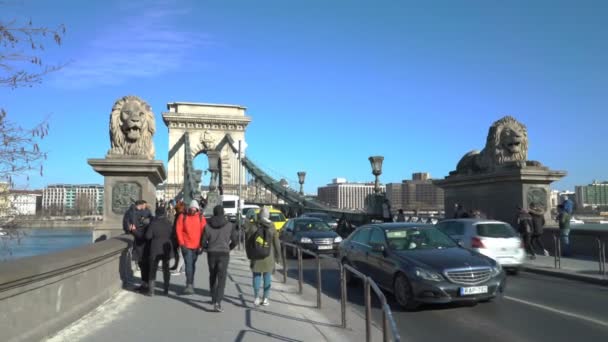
[[553, 234, 561, 269], [597, 238, 606, 277], [280, 242, 401, 342]]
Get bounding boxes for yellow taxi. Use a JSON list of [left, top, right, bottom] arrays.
[[246, 206, 289, 231]]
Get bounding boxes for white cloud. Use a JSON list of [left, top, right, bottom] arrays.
[[52, 1, 211, 88]]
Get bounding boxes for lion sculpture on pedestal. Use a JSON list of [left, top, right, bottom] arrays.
[[455, 116, 539, 174], [107, 95, 155, 160]]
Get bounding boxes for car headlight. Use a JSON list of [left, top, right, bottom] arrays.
[[300, 237, 312, 243], [491, 263, 502, 276], [334, 236, 343, 243], [415, 267, 443, 282]]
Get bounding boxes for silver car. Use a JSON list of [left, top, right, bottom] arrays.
[[435, 219, 525, 275]]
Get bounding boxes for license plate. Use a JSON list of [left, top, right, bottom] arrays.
[[460, 286, 488, 296], [317, 245, 333, 250]]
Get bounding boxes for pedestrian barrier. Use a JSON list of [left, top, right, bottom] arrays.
[[553, 234, 561, 269], [280, 242, 401, 342], [597, 238, 606, 277]]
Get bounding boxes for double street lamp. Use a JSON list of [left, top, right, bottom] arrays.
[[297, 171, 306, 196], [368, 156, 384, 194]]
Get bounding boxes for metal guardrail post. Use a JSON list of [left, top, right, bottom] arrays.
[[339, 263, 347, 329], [282, 244, 288, 284], [598, 238, 606, 276], [553, 235, 561, 269], [364, 277, 372, 342], [316, 254, 322, 309], [297, 247, 303, 295]]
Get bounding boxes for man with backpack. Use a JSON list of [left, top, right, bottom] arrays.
[[176, 199, 206, 295], [200, 205, 238, 312], [245, 207, 281, 307]]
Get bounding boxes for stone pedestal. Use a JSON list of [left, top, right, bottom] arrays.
[[88, 158, 166, 241], [204, 191, 221, 217], [434, 166, 566, 228]]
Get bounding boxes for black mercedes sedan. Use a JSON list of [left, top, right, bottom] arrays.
[[339, 223, 506, 309], [280, 217, 342, 256]]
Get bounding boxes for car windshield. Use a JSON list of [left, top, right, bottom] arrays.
[[269, 213, 286, 222], [295, 221, 332, 232], [476, 223, 517, 238], [386, 227, 457, 251], [222, 201, 236, 209]]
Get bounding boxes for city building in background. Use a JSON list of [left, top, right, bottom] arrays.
[[156, 183, 166, 202], [8, 190, 43, 216], [42, 184, 104, 216], [576, 181, 608, 209], [386, 172, 444, 212], [317, 178, 384, 210]]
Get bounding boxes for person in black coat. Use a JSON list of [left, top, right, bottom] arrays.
[[145, 206, 174, 296], [529, 205, 548, 256], [130, 200, 153, 292]]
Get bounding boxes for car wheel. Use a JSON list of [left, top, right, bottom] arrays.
[[342, 260, 358, 286], [394, 273, 418, 310], [506, 267, 520, 276]]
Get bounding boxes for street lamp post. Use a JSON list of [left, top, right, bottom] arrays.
[[368, 156, 384, 194], [297, 171, 306, 196]]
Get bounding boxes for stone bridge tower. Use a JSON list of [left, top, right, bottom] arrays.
[[162, 102, 251, 200]]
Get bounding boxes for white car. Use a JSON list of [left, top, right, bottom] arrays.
[[435, 219, 525, 275]]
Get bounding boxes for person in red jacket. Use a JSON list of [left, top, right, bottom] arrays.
[[176, 199, 206, 294]]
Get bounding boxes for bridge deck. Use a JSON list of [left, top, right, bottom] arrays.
[[48, 250, 378, 342]]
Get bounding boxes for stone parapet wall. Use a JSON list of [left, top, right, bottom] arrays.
[[0, 234, 133, 342]]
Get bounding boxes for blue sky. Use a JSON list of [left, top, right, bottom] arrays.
[[2, 0, 607, 193]]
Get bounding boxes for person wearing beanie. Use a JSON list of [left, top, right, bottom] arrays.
[[200, 205, 238, 312], [145, 206, 174, 296], [246, 206, 281, 307], [175, 199, 207, 294]]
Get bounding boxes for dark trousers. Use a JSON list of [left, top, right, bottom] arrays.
[[531, 234, 546, 255], [522, 233, 535, 256], [138, 259, 150, 284], [149, 255, 170, 292], [208, 252, 230, 304], [182, 247, 199, 286]]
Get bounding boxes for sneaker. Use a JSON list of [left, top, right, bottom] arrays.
[[214, 303, 224, 312], [261, 298, 269, 306], [183, 285, 195, 295], [170, 271, 181, 276], [163, 288, 169, 296], [543, 249, 550, 256], [253, 297, 262, 306]]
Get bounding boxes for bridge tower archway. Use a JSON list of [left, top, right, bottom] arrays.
[[162, 102, 251, 200]]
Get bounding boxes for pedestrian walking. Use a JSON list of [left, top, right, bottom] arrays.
[[176, 199, 206, 295], [246, 207, 281, 307], [517, 207, 535, 259], [396, 209, 406, 222], [529, 204, 549, 256], [145, 206, 174, 296], [170, 200, 186, 275], [128, 200, 153, 292], [201, 205, 238, 312], [557, 204, 571, 256]]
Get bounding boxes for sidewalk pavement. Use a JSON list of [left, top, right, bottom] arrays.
[[47, 250, 382, 342], [523, 255, 608, 285]]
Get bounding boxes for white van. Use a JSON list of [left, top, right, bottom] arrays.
[[221, 195, 247, 222]]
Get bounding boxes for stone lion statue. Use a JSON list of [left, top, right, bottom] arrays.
[[107, 95, 155, 160], [455, 116, 536, 174]]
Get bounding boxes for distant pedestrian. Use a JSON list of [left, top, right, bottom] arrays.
[[517, 207, 535, 259], [171, 200, 186, 275], [529, 204, 549, 256], [396, 209, 406, 222], [562, 196, 574, 215], [176, 199, 207, 295], [382, 199, 392, 223], [145, 206, 174, 296], [454, 204, 468, 218], [246, 207, 281, 307], [557, 204, 571, 256], [201, 205, 238, 312]]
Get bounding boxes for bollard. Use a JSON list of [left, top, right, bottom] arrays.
[[297, 247, 303, 295], [282, 244, 288, 284], [316, 255, 322, 308], [364, 277, 372, 342], [340, 264, 347, 329]]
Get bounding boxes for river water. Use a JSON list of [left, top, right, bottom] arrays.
[[0, 228, 92, 261]]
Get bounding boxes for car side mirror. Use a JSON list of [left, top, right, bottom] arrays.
[[371, 243, 385, 253]]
